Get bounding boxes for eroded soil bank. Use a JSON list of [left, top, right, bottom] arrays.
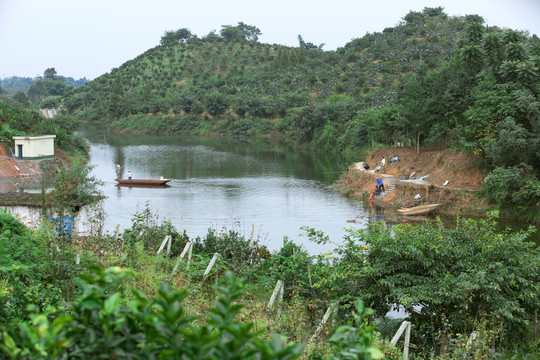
[[339, 146, 494, 218]]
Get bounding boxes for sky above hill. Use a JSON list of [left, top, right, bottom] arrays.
[[1, 0, 540, 80]]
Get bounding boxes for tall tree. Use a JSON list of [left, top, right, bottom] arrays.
[[108, 76, 126, 119], [160, 28, 193, 46], [43, 67, 58, 80]]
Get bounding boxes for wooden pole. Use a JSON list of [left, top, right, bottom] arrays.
[[180, 215, 183, 236]]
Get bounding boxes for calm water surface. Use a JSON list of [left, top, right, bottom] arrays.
[[81, 124, 371, 254]]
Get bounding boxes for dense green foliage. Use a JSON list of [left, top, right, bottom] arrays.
[[0, 210, 64, 323], [0, 268, 305, 360], [0, 72, 87, 98], [0, 205, 538, 358], [0, 100, 88, 155], [0, 207, 392, 359], [308, 218, 539, 356]]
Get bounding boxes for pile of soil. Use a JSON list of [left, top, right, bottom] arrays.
[[339, 146, 493, 217]]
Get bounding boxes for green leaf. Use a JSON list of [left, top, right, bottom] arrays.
[[103, 293, 122, 315], [367, 347, 385, 359]]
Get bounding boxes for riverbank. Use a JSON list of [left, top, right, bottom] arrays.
[[339, 146, 495, 218]]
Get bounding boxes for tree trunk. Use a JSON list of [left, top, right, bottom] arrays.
[[440, 332, 449, 357], [445, 113, 449, 148], [372, 134, 375, 150], [416, 131, 420, 155]]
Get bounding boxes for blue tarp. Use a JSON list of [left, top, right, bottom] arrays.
[[48, 216, 74, 237]]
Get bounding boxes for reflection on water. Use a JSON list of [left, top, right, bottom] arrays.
[[80, 124, 369, 254]]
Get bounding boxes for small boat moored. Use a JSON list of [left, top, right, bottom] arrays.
[[115, 178, 171, 186], [397, 203, 441, 216]]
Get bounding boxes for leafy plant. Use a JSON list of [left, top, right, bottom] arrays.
[[0, 267, 305, 359]]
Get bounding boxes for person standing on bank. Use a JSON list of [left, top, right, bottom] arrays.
[[127, 171, 132, 180], [376, 177, 385, 192], [381, 156, 386, 174]]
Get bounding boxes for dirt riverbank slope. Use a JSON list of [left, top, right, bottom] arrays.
[[339, 146, 494, 217], [0, 143, 69, 206]]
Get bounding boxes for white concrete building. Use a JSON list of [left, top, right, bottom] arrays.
[[13, 135, 56, 160]]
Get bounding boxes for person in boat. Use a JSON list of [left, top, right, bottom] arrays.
[[127, 171, 132, 180], [376, 177, 385, 192]]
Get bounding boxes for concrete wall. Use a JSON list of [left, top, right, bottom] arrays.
[[38, 108, 60, 119], [13, 135, 56, 159]]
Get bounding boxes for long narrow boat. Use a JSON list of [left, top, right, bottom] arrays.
[[397, 203, 441, 216], [115, 178, 171, 186]]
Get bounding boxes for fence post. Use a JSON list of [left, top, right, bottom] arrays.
[[166, 234, 172, 255], [199, 253, 219, 286], [267, 280, 284, 310], [310, 303, 338, 343], [170, 242, 192, 277], [187, 240, 193, 267], [466, 331, 479, 352], [391, 321, 411, 360], [157, 235, 171, 254]]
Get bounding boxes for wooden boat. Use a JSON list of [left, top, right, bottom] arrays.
[[115, 178, 171, 186], [397, 203, 441, 216]]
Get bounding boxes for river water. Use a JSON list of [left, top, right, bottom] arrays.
[[80, 124, 372, 254]]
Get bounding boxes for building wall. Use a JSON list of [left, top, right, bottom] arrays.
[[13, 135, 56, 159]]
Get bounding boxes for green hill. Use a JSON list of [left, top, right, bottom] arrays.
[[62, 8, 466, 132]]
